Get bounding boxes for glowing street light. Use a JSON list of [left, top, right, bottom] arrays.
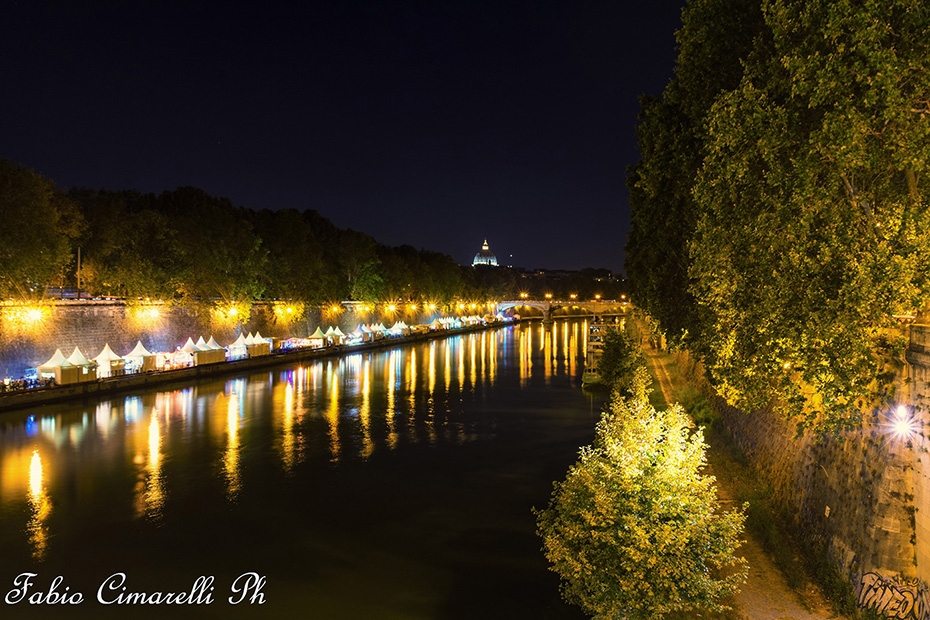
[[545, 293, 552, 299], [890, 405, 919, 441]]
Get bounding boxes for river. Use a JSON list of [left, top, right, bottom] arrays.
[[0, 320, 603, 619]]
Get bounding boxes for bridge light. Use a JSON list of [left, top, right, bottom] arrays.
[[520, 292, 528, 299], [545, 293, 552, 299], [570, 293, 577, 300], [595, 294, 601, 300]]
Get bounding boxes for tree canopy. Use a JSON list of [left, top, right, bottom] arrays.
[[0, 159, 83, 298], [627, 0, 930, 431]]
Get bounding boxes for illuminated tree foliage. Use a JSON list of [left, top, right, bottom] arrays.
[[629, 0, 930, 431], [537, 393, 747, 619]]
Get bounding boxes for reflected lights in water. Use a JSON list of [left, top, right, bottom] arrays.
[[143, 411, 165, 519], [327, 363, 341, 464], [359, 358, 374, 460], [224, 393, 242, 499], [28, 449, 51, 561], [0, 321, 593, 561]]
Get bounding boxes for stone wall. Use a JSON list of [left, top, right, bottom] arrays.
[[677, 345, 926, 619], [0, 301, 320, 378]]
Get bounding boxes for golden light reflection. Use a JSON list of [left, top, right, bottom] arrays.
[[444, 343, 452, 394], [327, 365, 341, 463], [470, 335, 477, 388], [458, 339, 465, 392], [489, 331, 497, 385], [406, 349, 417, 420], [519, 326, 532, 385], [224, 394, 241, 499], [278, 381, 297, 473], [481, 334, 487, 381], [544, 326, 553, 383], [28, 450, 51, 561], [360, 359, 373, 459], [386, 351, 398, 450], [428, 343, 436, 405], [143, 412, 165, 519]]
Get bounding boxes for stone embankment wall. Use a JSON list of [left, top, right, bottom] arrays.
[[676, 341, 928, 620], [0, 301, 332, 378]]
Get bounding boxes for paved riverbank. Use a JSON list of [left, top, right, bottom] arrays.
[[0, 320, 518, 413], [643, 346, 848, 620]]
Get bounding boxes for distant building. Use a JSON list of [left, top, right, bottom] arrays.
[[472, 239, 499, 267]]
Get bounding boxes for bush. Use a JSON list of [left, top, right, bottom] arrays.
[[536, 394, 748, 619]]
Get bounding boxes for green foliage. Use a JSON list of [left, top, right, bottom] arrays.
[[690, 0, 930, 431], [597, 329, 647, 395], [0, 159, 83, 297], [625, 0, 766, 350], [536, 394, 748, 619], [629, 0, 930, 432]]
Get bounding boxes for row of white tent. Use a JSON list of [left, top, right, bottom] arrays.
[[33, 316, 499, 386], [36, 332, 276, 384]]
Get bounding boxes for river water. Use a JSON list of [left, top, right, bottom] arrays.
[[0, 320, 603, 619]]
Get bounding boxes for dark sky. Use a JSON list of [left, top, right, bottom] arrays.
[[1, 0, 684, 273]]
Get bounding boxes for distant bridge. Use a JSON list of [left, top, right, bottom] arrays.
[[496, 299, 628, 324]]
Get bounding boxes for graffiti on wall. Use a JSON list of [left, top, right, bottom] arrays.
[[856, 573, 930, 620]]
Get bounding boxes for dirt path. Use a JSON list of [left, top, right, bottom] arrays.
[[643, 348, 846, 620]]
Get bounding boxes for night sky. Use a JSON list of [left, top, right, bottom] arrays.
[[2, 1, 684, 273]]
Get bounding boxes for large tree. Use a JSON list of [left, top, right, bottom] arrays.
[[690, 0, 930, 430], [0, 160, 83, 297], [625, 0, 765, 348]]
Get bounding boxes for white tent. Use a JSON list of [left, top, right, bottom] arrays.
[[206, 336, 223, 350], [93, 344, 125, 379], [246, 330, 271, 357], [309, 326, 327, 348], [38, 349, 79, 385], [67, 347, 97, 382], [124, 341, 156, 373]]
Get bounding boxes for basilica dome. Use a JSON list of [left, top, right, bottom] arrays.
[[472, 239, 498, 267]]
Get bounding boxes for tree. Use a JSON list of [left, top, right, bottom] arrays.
[[536, 393, 747, 619], [690, 0, 930, 430], [596, 329, 647, 394], [625, 0, 765, 348], [0, 160, 83, 298]]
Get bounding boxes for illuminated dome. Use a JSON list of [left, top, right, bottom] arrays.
[[472, 239, 498, 267]]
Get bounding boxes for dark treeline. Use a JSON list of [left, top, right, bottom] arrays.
[[0, 159, 623, 309]]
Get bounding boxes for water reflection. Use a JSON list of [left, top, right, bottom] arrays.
[[0, 321, 592, 560], [28, 449, 51, 561], [224, 393, 242, 499], [142, 411, 164, 519]]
